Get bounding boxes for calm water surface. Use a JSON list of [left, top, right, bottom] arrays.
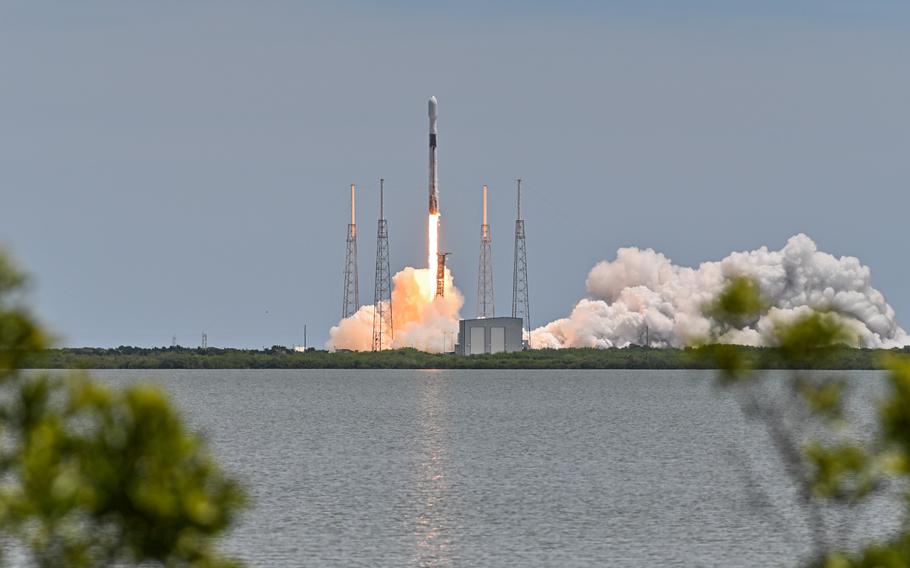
[[85, 369, 897, 567]]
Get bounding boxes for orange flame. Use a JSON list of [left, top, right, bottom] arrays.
[[327, 211, 464, 353]]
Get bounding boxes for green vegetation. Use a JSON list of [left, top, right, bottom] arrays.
[[703, 277, 910, 566], [0, 251, 245, 566], [26, 344, 907, 370]]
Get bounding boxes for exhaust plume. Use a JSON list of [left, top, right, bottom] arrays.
[[531, 234, 908, 349], [328, 266, 463, 352]]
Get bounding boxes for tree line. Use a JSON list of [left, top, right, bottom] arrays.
[[26, 344, 907, 370]]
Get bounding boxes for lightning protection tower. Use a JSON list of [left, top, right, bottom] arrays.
[[372, 179, 393, 351], [512, 179, 530, 340], [476, 185, 494, 318], [342, 183, 359, 319]]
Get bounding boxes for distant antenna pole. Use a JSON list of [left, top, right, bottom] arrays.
[[477, 185, 495, 318], [172, 334, 177, 347], [372, 178, 393, 351], [436, 252, 451, 298], [342, 183, 359, 318], [202, 332, 207, 349], [512, 178, 530, 343], [304, 324, 307, 351]]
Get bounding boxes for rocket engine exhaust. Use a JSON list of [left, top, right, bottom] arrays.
[[530, 234, 910, 350]]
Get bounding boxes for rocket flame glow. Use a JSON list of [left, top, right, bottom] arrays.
[[427, 213, 440, 298]]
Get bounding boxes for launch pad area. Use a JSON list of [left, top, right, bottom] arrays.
[[332, 95, 532, 354]]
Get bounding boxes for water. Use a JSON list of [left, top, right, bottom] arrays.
[[58, 370, 904, 566]]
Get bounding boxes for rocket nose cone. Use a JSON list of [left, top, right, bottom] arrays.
[[428, 96, 438, 118]]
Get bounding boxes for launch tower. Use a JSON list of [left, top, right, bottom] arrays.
[[372, 179, 393, 351], [511, 179, 530, 339], [342, 183, 359, 319], [476, 185, 494, 318], [436, 252, 450, 298]]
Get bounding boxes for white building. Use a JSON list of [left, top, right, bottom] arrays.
[[456, 317, 524, 355]]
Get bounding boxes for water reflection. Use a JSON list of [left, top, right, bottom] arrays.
[[413, 375, 455, 567]]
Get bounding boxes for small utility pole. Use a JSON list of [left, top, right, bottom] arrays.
[[304, 324, 307, 351]]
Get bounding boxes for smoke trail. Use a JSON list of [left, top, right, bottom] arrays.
[[531, 234, 908, 349], [328, 266, 463, 352]]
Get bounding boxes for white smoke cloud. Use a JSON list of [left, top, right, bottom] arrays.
[[328, 266, 463, 352], [531, 234, 908, 349]]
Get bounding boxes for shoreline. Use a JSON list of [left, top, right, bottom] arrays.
[[24, 346, 906, 371]]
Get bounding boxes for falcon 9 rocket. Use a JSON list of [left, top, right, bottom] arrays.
[[428, 96, 439, 215], [427, 96, 442, 292]]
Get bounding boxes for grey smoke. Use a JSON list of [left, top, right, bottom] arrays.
[[531, 234, 908, 349]]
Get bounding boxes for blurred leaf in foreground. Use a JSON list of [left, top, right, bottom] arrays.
[[702, 276, 910, 567], [0, 248, 245, 567]]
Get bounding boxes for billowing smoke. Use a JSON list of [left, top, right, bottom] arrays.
[[328, 267, 463, 352], [531, 234, 908, 349]]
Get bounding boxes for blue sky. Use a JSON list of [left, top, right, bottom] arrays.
[[2, 1, 909, 347]]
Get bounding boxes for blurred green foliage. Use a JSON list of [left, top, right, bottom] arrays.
[[706, 276, 768, 330], [0, 251, 245, 566], [704, 276, 910, 567]]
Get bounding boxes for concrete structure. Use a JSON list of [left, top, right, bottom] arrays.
[[456, 317, 523, 355]]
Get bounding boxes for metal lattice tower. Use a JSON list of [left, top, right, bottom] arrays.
[[372, 179, 393, 351], [342, 183, 359, 319], [436, 252, 450, 298], [512, 179, 530, 340], [477, 185, 494, 318]]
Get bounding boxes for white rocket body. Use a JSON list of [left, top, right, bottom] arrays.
[[428, 96, 439, 214]]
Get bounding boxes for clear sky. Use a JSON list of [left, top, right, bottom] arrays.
[[2, 1, 908, 348]]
